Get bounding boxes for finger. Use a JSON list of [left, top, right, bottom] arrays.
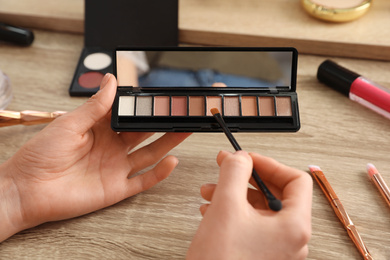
[[200, 183, 217, 201], [250, 153, 313, 214], [202, 182, 269, 210], [216, 150, 232, 167], [295, 245, 309, 260], [63, 74, 117, 135], [127, 132, 191, 176], [199, 204, 210, 216], [218, 151, 285, 206], [212, 82, 227, 87], [281, 171, 313, 217], [125, 155, 178, 197], [212, 150, 253, 206], [119, 132, 155, 152], [249, 152, 301, 190]]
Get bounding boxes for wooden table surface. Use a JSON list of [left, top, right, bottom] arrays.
[[1, 9, 390, 260], [1, 0, 390, 60]]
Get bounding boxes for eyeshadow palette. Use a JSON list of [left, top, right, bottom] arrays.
[[69, 0, 178, 96], [111, 47, 300, 132]]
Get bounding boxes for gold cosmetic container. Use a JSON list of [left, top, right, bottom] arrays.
[[301, 0, 372, 22]]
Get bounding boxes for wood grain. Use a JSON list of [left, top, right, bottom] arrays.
[[1, 29, 390, 259], [0, 0, 390, 60]]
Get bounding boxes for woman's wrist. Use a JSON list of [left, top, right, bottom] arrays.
[[0, 160, 25, 242]]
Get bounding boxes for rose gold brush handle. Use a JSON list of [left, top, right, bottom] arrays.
[[0, 110, 67, 127]]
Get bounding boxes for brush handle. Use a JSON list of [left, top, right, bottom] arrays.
[[212, 111, 282, 211], [0, 110, 67, 127]]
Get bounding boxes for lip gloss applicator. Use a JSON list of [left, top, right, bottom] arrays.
[[317, 60, 390, 119], [211, 108, 282, 212]]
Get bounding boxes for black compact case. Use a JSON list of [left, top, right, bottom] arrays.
[[69, 0, 178, 96], [111, 46, 300, 132]]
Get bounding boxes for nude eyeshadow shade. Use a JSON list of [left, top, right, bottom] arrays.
[[189, 96, 205, 116], [241, 96, 258, 116], [259, 96, 275, 116], [154, 96, 170, 116], [276, 97, 292, 116], [224, 96, 240, 116], [206, 96, 222, 116], [171, 96, 187, 116]]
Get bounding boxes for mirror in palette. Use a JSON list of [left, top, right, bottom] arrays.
[[116, 49, 295, 89]]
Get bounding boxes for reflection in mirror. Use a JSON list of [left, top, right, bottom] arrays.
[[116, 50, 293, 88]]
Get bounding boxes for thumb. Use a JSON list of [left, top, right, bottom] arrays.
[[212, 150, 253, 206], [69, 73, 117, 134]]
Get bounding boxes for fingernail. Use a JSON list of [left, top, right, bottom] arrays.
[[100, 73, 111, 87], [217, 150, 230, 156], [199, 204, 208, 214], [234, 150, 251, 161], [235, 150, 249, 156]]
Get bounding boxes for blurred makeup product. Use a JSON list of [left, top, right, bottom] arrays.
[[301, 0, 372, 22], [69, 0, 178, 96], [211, 107, 282, 212], [0, 110, 66, 127], [317, 60, 390, 120], [0, 22, 34, 46], [308, 165, 373, 260], [367, 163, 390, 208], [0, 70, 12, 110], [111, 47, 300, 132]]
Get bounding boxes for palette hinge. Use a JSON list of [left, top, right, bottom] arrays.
[[269, 88, 279, 94]]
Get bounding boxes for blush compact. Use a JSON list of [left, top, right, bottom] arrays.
[[69, 0, 178, 96], [111, 47, 300, 132]]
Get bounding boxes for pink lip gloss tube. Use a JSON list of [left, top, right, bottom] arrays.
[[317, 60, 390, 119]]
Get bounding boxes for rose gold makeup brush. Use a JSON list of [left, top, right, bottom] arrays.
[[0, 110, 67, 127]]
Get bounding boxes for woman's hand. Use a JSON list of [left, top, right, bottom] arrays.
[[187, 150, 312, 260], [0, 74, 191, 242]]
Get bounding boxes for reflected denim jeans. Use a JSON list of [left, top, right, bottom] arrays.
[[138, 68, 277, 88]]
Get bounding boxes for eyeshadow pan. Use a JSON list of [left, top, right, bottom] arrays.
[[259, 96, 275, 116], [136, 96, 153, 116], [206, 96, 222, 116], [83, 52, 112, 70], [118, 96, 135, 116], [241, 96, 258, 116], [276, 96, 292, 116], [224, 96, 240, 116], [154, 96, 170, 116], [171, 96, 187, 116], [78, 71, 104, 89], [189, 96, 205, 116]]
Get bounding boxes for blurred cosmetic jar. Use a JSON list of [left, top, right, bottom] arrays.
[[0, 70, 12, 109]]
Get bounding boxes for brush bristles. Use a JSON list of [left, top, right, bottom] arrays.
[[367, 163, 379, 178], [210, 108, 220, 116], [308, 165, 321, 172]]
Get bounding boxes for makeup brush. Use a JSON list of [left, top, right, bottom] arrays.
[[210, 108, 282, 211], [0, 110, 66, 127]]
